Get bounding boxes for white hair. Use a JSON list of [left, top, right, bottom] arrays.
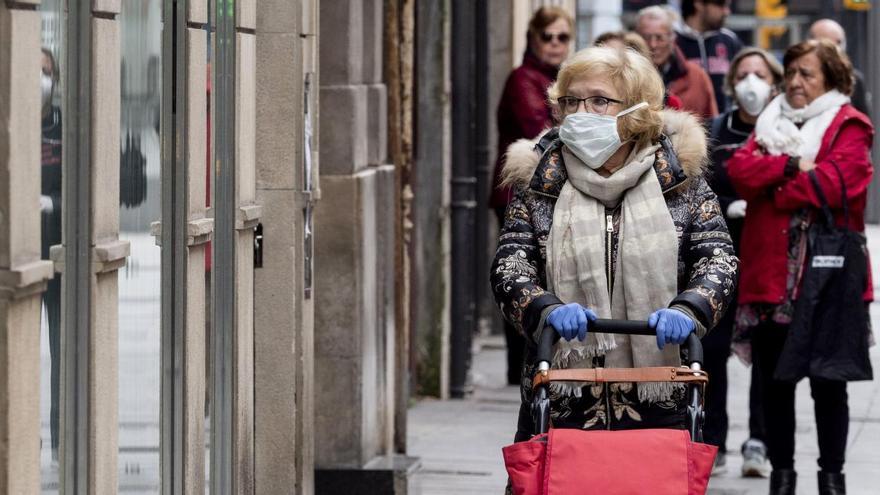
[[636, 5, 675, 31]]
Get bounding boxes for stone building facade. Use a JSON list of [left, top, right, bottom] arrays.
[[0, 0, 449, 492]]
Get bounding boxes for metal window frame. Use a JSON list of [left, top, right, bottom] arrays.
[[61, 1, 93, 492], [160, 0, 189, 493], [211, 0, 236, 493]]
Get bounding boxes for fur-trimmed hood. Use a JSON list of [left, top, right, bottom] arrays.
[[500, 109, 708, 193]]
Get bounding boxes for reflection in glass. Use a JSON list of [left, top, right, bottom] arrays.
[[39, 0, 63, 492], [118, 0, 162, 491], [205, 5, 213, 490]]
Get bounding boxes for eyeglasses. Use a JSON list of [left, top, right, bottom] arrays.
[[540, 31, 571, 44], [641, 33, 672, 44], [557, 95, 623, 115]]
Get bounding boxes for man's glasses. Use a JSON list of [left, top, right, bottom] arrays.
[[557, 95, 623, 115], [641, 33, 672, 44], [540, 31, 571, 44]]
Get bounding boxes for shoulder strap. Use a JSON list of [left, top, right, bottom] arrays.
[[807, 160, 849, 228]]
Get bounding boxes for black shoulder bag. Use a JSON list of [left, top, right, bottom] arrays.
[[775, 162, 873, 382]]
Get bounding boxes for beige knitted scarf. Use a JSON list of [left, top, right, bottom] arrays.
[[546, 146, 682, 402]]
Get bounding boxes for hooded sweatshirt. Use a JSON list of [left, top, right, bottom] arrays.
[[676, 23, 743, 113]]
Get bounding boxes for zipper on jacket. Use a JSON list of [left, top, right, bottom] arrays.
[[606, 211, 614, 297], [604, 382, 612, 430], [697, 36, 708, 71]]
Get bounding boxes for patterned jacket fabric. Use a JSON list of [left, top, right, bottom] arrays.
[[490, 110, 739, 437]]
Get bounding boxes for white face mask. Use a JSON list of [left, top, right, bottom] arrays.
[[41, 73, 53, 108], [558, 102, 648, 169], [734, 73, 772, 117]]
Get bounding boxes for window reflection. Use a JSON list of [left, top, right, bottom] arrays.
[[204, 8, 213, 490], [39, 0, 63, 491], [118, 0, 162, 491]]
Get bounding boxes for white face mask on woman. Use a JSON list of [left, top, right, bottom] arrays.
[[734, 73, 772, 117], [558, 102, 648, 169]]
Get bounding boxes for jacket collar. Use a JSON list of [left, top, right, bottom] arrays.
[[522, 49, 560, 80], [817, 104, 875, 159]]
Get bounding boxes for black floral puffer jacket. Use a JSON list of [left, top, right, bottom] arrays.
[[491, 110, 739, 438]]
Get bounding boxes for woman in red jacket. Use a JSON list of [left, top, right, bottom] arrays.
[[491, 6, 572, 385], [728, 40, 874, 495]]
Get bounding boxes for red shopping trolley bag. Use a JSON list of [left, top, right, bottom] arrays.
[[503, 427, 716, 495], [503, 320, 717, 495]]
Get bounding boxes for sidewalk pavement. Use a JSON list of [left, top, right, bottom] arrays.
[[408, 225, 880, 495]]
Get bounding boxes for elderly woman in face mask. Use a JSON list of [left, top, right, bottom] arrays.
[[728, 40, 874, 495], [491, 46, 738, 442], [703, 46, 783, 477]]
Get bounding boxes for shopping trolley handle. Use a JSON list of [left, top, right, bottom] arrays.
[[537, 319, 703, 368]]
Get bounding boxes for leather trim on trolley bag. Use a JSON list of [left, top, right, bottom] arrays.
[[532, 367, 708, 390]]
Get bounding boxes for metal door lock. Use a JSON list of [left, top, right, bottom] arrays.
[[254, 223, 263, 268]]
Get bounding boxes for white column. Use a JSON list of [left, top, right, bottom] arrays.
[[0, 6, 53, 495]]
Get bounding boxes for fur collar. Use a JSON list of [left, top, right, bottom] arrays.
[[499, 109, 708, 195]]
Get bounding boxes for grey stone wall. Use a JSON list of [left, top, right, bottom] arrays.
[[315, 0, 397, 470], [412, 0, 452, 397], [254, 0, 318, 492], [0, 11, 48, 491]]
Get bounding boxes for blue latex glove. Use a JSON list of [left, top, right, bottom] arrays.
[[649, 308, 695, 349], [547, 303, 598, 341]]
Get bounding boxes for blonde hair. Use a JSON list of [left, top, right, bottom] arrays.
[[548, 46, 665, 148]]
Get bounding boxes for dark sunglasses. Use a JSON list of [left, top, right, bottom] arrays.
[[540, 31, 571, 44]]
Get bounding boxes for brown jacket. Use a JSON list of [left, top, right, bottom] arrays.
[[663, 46, 717, 120]]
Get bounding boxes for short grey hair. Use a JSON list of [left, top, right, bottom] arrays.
[[636, 5, 675, 32]]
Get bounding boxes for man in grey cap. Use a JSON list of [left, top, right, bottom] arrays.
[[809, 18, 871, 117]]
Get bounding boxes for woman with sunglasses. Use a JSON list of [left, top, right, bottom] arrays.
[[491, 6, 573, 386], [492, 46, 737, 443]]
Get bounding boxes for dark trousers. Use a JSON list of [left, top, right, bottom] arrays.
[[748, 357, 766, 442], [43, 272, 61, 452], [495, 207, 525, 385], [702, 312, 731, 452], [41, 209, 62, 454], [703, 300, 767, 453], [752, 321, 849, 473]]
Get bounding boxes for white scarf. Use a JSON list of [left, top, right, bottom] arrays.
[[754, 90, 850, 159], [546, 146, 682, 403]]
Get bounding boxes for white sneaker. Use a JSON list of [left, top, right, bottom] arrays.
[[741, 438, 771, 478]]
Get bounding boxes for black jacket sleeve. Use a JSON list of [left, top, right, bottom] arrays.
[[490, 187, 562, 342], [670, 176, 739, 330]]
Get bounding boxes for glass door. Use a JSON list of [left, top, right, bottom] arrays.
[[118, 0, 163, 491], [38, 1, 65, 491]]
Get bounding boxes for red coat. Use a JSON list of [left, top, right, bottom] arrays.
[[665, 46, 718, 121], [490, 51, 558, 209], [728, 104, 875, 305]]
